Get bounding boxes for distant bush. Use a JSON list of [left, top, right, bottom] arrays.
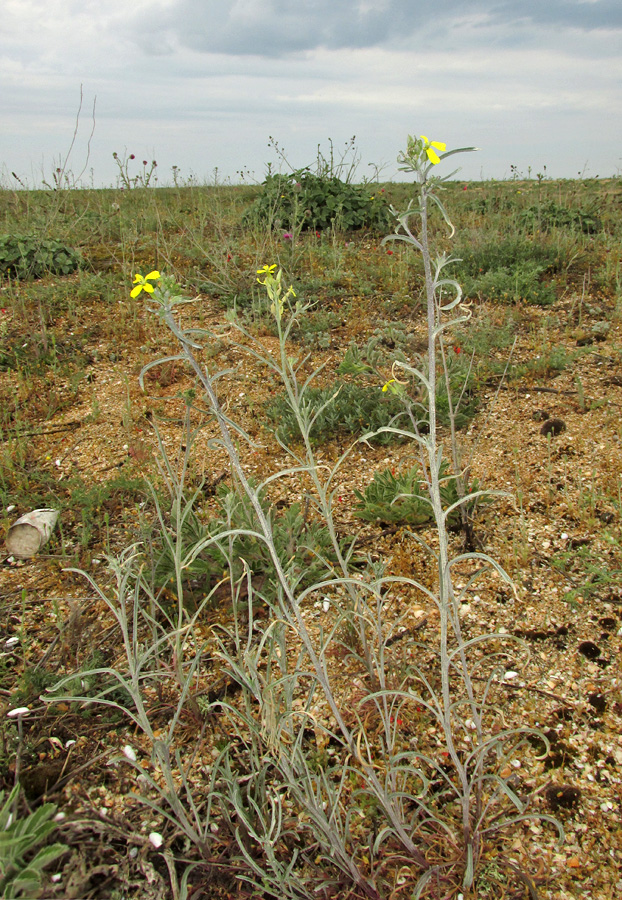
[[452, 237, 561, 277], [0, 234, 81, 280], [244, 171, 392, 232]]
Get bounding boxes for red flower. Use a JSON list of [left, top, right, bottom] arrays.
[[129, 154, 135, 160], [453, 346, 462, 354], [386, 250, 393, 256]]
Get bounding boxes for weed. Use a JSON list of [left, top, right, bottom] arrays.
[[462, 260, 557, 306], [519, 199, 602, 234], [354, 460, 486, 527], [112, 152, 158, 190], [0, 784, 67, 898], [0, 234, 81, 280], [265, 379, 405, 446], [152, 478, 340, 607], [244, 164, 391, 233]]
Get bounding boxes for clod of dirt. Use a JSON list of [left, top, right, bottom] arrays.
[[588, 691, 608, 711], [540, 418, 566, 437], [20, 759, 65, 800], [546, 784, 581, 811], [532, 409, 550, 422], [578, 640, 601, 659], [575, 331, 594, 347], [596, 509, 615, 524]]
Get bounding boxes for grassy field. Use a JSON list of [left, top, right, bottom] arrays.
[[0, 167, 621, 899]]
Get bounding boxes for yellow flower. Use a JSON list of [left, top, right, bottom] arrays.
[[130, 270, 161, 297], [421, 135, 446, 165], [256, 263, 277, 285], [382, 379, 396, 392]]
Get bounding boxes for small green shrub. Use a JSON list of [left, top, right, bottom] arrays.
[[507, 344, 588, 380], [244, 171, 392, 232], [293, 308, 342, 348], [154, 480, 340, 604], [462, 261, 556, 306], [519, 200, 602, 234], [354, 461, 484, 527], [266, 380, 405, 446], [0, 234, 81, 280], [268, 354, 478, 446], [338, 324, 418, 373], [452, 237, 562, 276], [454, 314, 517, 356]]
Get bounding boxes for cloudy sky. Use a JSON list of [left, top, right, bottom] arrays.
[[1, 0, 621, 188]]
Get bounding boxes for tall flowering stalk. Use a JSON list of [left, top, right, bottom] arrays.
[[377, 136, 562, 892]]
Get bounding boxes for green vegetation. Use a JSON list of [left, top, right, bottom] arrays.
[[0, 785, 67, 899], [354, 461, 477, 526], [0, 234, 80, 280], [0, 146, 621, 900]]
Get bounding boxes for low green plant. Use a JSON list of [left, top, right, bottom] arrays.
[[0, 234, 81, 280], [453, 313, 517, 357], [339, 324, 417, 372], [153, 477, 340, 604], [551, 538, 622, 605], [354, 461, 485, 527], [0, 785, 67, 899], [293, 307, 342, 348], [265, 379, 404, 446], [506, 344, 588, 381], [451, 236, 562, 277], [462, 260, 556, 306], [519, 200, 602, 234]]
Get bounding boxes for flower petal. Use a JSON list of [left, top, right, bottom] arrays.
[[426, 147, 441, 165], [430, 141, 446, 153], [145, 270, 161, 281], [130, 285, 143, 298], [132, 274, 142, 284], [142, 283, 155, 293]]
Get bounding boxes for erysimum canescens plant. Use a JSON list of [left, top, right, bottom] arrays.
[[256, 264, 296, 318], [130, 270, 161, 297]]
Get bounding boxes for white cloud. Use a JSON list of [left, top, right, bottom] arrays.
[[0, 1, 620, 185]]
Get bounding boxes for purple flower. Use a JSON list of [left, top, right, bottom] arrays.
[[283, 232, 292, 240]]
